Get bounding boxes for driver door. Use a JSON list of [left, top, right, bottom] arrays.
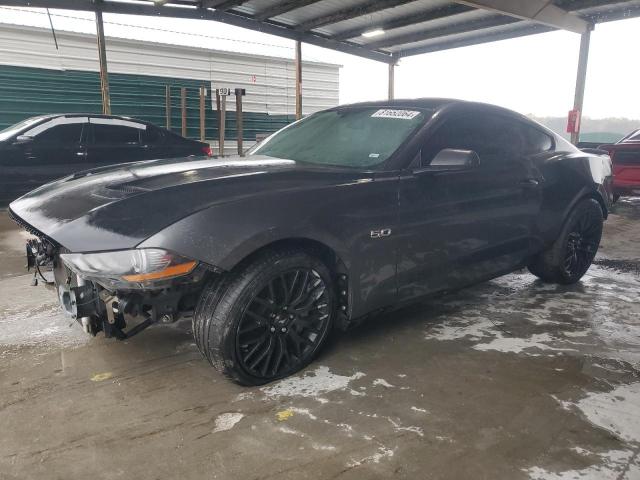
[[395, 112, 542, 301]]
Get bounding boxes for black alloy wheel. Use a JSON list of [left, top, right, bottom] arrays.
[[193, 249, 336, 385], [527, 198, 603, 284], [563, 211, 601, 278], [236, 268, 331, 379]]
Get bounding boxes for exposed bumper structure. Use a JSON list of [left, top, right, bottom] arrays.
[[11, 210, 210, 340]]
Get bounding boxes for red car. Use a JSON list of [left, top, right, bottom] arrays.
[[600, 129, 640, 201]]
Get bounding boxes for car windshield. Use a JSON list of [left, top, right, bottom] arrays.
[[623, 129, 640, 142], [249, 107, 430, 168], [0, 116, 49, 142]]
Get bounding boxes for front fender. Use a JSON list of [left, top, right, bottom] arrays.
[[138, 172, 400, 319], [137, 194, 351, 272]]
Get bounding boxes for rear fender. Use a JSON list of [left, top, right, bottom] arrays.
[[535, 153, 611, 248]]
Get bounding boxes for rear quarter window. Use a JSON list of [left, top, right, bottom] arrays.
[[93, 124, 140, 145], [521, 124, 554, 154]]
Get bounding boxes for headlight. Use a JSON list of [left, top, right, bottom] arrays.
[[60, 248, 197, 284]]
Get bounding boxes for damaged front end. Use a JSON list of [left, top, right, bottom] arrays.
[[13, 211, 213, 340]]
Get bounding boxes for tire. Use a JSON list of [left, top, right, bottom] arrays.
[[528, 198, 603, 284], [192, 248, 336, 385]]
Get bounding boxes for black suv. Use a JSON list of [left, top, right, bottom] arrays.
[[0, 114, 211, 204]]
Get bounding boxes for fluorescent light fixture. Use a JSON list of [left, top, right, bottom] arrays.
[[362, 29, 385, 38]]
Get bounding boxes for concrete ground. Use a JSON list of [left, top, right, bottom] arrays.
[[1, 199, 639, 480]]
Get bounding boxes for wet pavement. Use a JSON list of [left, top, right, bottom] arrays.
[[1, 199, 639, 480]]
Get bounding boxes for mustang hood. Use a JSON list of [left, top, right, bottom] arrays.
[[9, 155, 361, 252]]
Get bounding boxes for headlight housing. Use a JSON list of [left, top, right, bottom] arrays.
[[60, 248, 198, 288]]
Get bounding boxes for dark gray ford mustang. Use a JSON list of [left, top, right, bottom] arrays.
[[9, 99, 613, 385]]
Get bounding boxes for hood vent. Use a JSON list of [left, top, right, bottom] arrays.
[[104, 184, 150, 194]]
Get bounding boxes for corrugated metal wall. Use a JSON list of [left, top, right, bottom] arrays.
[[0, 23, 340, 141], [0, 64, 295, 141]]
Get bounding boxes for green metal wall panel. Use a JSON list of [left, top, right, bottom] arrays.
[[0, 65, 295, 141]]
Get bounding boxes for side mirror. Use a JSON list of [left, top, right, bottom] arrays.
[[415, 149, 480, 174], [14, 135, 33, 145]]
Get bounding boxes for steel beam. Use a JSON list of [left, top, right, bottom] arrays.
[[571, 29, 591, 145], [253, 0, 321, 21], [94, 3, 111, 115], [294, 0, 411, 32], [455, 0, 591, 33], [295, 40, 302, 120], [331, 4, 474, 41], [366, 14, 520, 49], [580, 2, 640, 23], [202, 0, 246, 11], [0, 0, 392, 63], [396, 23, 554, 57]]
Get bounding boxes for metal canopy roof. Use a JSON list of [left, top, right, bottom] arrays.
[[3, 0, 640, 62]]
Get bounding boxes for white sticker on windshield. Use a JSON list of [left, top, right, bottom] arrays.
[[371, 109, 420, 120]]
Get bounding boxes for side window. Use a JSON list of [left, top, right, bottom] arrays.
[[615, 151, 640, 165], [140, 125, 163, 144], [90, 119, 145, 146], [422, 113, 524, 170], [622, 129, 640, 142], [521, 124, 553, 154], [33, 123, 84, 145], [24, 117, 87, 145]]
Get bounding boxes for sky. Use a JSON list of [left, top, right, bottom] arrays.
[[0, 6, 638, 120]]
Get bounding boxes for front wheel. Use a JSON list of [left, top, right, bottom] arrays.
[[528, 198, 603, 284], [192, 249, 335, 385]]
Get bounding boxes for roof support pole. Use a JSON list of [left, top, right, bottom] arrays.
[[94, 2, 111, 115], [571, 29, 591, 145], [165, 85, 171, 130], [236, 91, 244, 156], [388, 62, 395, 100], [199, 85, 206, 142], [295, 40, 302, 120], [180, 87, 187, 137]]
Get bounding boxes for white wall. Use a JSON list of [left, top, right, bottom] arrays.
[[0, 22, 340, 116]]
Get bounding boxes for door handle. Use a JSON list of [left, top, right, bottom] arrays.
[[520, 178, 539, 187], [76, 151, 87, 157]]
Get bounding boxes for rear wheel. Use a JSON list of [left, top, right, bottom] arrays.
[[193, 249, 335, 385], [528, 198, 603, 284]]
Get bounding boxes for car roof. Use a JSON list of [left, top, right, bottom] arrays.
[[28, 113, 154, 125], [334, 97, 538, 121], [333, 98, 457, 111], [333, 98, 553, 133]]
